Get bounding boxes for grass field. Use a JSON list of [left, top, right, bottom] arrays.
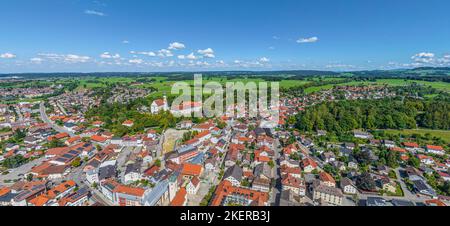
[[384, 129, 450, 143], [28, 76, 448, 99]]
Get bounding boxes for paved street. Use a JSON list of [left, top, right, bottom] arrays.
[[39, 102, 75, 137], [271, 138, 282, 206]]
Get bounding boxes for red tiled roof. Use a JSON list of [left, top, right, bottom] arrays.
[[181, 163, 203, 177], [113, 185, 145, 197], [170, 188, 187, 206]]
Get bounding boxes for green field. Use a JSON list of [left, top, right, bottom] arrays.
[[302, 79, 450, 94], [384, 129, 450, 143]]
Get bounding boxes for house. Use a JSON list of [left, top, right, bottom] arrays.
[[92, 121, 104, 128], [181, 163, 203, 179], [312, 181, 343, 206], [383, 140, 396, 148], [47, 180, 77, 200], [204, 158, 217, 172], [417, 154, 434, 165], [177, 120, 193, 130], [254, 163, 274, 180], [124, 160, 143, 184], [412, 179, 437, 198], [391, 199, 415, 206], [438, 171, 450, 182], [354, 131, 373, 139], [366, 197, 389, 206], [122, 120, 134, 127], [151, 97, 169, 114], [426, 145, 445, 156], [321, 152, 336, 163], [319, 172, 336, 187], [58, 187, 90, 206], [302, 158, 318, 173], [377, 178, 397, 193], [113, 184, 146, 206], [100, 179, 120, 202], [170, 101, 202, 116], [211, 180, 269, 206], [186, 177, 201, 195], [281, 174, 306, 196], [91, 134, 109, 145], [170, 187, 187, 206], [340, 177, 357, 195], [28, 194, 51, 206], [252, 177, 271, 193], [223, 165, 243, 187], [403, 142, 420, 152]]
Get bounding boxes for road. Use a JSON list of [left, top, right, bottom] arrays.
[[271, 138, 282, 206], [39, 102, 75, 137], [0, 157, 47, 186]]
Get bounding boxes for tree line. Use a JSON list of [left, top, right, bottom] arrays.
[[294, 98, 449, 135]]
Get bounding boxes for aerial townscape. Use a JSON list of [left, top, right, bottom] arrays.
[[0, 71, 449, 207], [0, 0, 449, 210]]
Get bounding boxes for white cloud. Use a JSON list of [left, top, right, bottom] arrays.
[[129, 58, 144, 64], [259, 57, 270, 63], [411, 52, 435, 63], [0, 53, 16, 59], [38, 53, 91, 63], [64, 54, 91, 63], [197, 48, 215, 58], [186, 53, 198, 60], [268, 46, 275, 50], [177, 55, 186, 60], [100, 52, 121, 59], [297, 36, 319, 43], [30, 57, 44, 64], [168, 42, 186, 50], [157, 49, 173, 58], [84, 10, 106, 16], [122, 40, 130, 44], [131, 51, 156, 57]]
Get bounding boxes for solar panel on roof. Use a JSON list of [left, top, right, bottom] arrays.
[[62, 154, 75, 159], [55, 157, 68, 162]]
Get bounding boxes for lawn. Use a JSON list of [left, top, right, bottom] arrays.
[[384, 129, 450, 143]]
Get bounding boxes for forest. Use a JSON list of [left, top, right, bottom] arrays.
[[294, 98, 449, 135]]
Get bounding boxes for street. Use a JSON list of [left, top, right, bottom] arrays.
[[39, 102, 75, 137]]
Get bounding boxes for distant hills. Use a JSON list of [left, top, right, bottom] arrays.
[[0, 67, 449, 80]]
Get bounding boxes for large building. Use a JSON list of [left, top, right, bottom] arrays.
[[211, 181, 269, 206]]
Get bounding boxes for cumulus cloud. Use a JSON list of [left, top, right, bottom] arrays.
[[411, 52, 435, 63], [177, 55, 186, 60], [157, 49, 173, 58], [0, 53, 16, 59], [297, 36, 319, 43], [197, 48, 215, 58], [131, 51, 156, 57], [100, 52, 121, 59], [122, 40, 130, 44], [168, 42, 186, 50], [259, 57, 270, 63], [84, 10, 106, 16], [186, 53, 198, 60], [30, 57, 44, 64], [38, 53, 91, 63], [129, 58, 144, 64]]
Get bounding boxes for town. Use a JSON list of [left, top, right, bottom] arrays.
[[0, 76, 449, 207]]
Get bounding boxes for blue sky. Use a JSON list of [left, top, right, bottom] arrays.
[[0, 0, 449, 73]]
